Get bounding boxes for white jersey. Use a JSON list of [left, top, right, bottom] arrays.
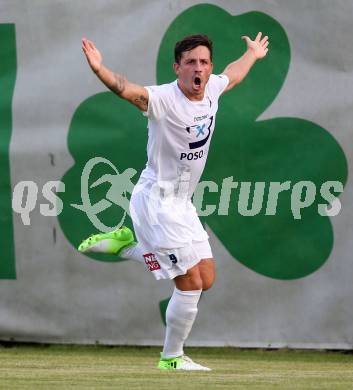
[[140, 74, 229, 198]]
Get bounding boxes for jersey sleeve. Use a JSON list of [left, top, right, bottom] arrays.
[[207, 74, 229, 99], [143, 84, 170, 120]]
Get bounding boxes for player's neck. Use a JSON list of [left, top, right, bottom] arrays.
[[177, 80, 204, 101]]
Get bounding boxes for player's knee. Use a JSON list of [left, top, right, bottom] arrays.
[[189, 276, 203, 291], [199, 259, 216, 291], [174, 274, 203, 291]]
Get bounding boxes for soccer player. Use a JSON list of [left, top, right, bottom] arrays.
[[79, 33, 269, 370]]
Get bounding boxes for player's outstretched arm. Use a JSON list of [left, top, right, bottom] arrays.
[[222, 32, 269, 93], [82, 38, 148, 111]]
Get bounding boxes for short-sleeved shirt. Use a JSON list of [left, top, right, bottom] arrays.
[[139, 74, 229, 199]]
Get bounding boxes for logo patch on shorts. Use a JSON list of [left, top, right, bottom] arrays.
[[143, 253, 161, 271]]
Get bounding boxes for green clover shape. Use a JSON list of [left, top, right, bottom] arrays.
[[59, 3, 347, 281]]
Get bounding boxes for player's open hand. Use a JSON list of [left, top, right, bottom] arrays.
[[82, 38, 102, 73], [242, 32, 269, 59]]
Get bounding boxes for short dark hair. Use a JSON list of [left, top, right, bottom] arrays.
[[174, 34, 213, 64]]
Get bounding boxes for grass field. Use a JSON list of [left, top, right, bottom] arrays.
[[0, 345, 353, 390]]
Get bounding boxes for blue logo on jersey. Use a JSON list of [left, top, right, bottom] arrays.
[[186, 116, 213, 149], [196, 124, 206, 137]]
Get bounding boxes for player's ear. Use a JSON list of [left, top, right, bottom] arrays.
[[173, 62, 179, 75]]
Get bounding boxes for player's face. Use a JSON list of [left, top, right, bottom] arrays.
[[174, 45, 213, 101]]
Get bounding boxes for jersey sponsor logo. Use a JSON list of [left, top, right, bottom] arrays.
[[185, 116, 213, 150], [180, 150, 204, 161], [143, 253, 161, 271]]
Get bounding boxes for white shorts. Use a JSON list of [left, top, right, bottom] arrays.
[[129, 182, 213, 280], [142, 241, 213, 280]]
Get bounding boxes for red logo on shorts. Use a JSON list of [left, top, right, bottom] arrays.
[[143, 253, 161, 271]]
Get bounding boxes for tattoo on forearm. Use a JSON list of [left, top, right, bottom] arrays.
[[113, 73, 126, 95], [134, 95, 148, 111]]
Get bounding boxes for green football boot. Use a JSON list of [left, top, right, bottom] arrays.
[[78, 226, 135, 255], [158, 354, 211, 371]]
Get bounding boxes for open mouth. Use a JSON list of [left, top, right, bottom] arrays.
[[194, 76, 201, 87]]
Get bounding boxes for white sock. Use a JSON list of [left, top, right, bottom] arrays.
[[120, 243, 145, 264], [162, 287, 202, 359]]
